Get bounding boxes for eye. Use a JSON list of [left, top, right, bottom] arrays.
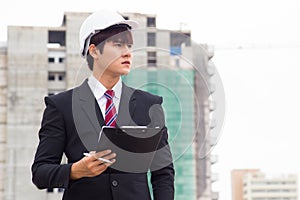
[[113, 42, 123, 47], [127, 43, 133, 49]]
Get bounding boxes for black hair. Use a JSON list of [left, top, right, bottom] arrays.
[[86, 24, 133, 70]]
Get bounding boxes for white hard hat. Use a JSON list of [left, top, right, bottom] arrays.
[[79, 10, 138, 57]]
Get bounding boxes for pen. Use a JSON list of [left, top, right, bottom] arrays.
[[83, 152, 113, 163]]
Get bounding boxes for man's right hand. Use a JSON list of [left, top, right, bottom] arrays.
[[70, 150, 116, 180]]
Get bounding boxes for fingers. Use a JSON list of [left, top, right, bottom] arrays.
[[90, 150, 116, 165], [102, 153, 117, 167], [80, 157, 108, 177], [84, 150, 116, 167], [92, 161, 109, 174], [92, 150, 113, 158]]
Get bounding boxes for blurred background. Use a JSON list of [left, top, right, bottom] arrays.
[[0, 0, 300, 199]]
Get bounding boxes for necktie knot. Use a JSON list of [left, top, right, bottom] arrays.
[[104, 90, 114, 100]]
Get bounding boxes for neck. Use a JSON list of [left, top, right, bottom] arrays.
[[93, 71, 120, 90]]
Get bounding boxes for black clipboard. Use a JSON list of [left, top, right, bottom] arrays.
[[97, 126, 163, 153], [97, 126, 163, 172]]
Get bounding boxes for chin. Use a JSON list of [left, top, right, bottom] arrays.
[[121, 69, 130, 75]]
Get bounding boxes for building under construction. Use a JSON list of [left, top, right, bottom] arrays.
[[0, 11, 219, 200]]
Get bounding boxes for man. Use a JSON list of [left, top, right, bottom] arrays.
[[31, 10, 175, 200]]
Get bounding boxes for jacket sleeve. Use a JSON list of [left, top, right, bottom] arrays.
[[150, 97, 175, 200], [31, 96, 72, 189]]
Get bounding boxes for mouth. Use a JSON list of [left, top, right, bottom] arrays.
[[121, 61, 131, 65]]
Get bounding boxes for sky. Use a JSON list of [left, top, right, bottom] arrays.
[[1, 0, 300, 199]]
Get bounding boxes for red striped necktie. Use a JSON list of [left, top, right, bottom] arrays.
[[104, 90, 117, 127]]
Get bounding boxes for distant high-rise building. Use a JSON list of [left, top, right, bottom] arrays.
[[231, 169, 261, 200], [231, 169, 298, 200], [0, 11, 218, 200]]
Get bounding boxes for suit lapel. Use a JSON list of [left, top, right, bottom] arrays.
[[71, 79, 104, 150], [73, 79, 103, 133], [117, 83, 137, 127]]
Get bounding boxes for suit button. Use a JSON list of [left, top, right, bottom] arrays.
[[112, 180, 118, 187]]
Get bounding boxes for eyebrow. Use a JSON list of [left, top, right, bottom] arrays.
[[109, 34, 133, 43]]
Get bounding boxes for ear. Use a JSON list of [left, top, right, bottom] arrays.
[[88, 44, 98, 58]]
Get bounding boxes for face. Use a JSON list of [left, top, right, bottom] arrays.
[[93, 33, 133, 79]]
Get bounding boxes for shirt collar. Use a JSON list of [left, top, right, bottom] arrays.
[[88, 75, 122, 100]]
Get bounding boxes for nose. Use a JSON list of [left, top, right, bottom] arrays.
[[121, 45, 132, 58]]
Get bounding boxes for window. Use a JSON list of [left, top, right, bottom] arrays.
[[48, 72, 66, 81], [58, 74, 65, 81], [47, 188, 64, 193], [48, 30, 66, 46], [170, 32, 191, 47], [47, 188, 54, 192], [59, 57, 65, 63], [147, 17, 156, 27], [147, 51, 156, 67], [147, 32, 156, 46], [148, 52, 156, 59], [48, 74, 55, 81], [148, 59, 156, 66], [48, 56, 65, 63], [48, 57, 55, 63]]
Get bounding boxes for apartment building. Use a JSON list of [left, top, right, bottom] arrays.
[[232, 169, 298, 200]]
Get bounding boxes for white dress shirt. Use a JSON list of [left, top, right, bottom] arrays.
[[87, 75, 122, 118]]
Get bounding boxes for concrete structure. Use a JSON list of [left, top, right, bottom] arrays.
[[232, 169, 298, 200], [0, 42, 7, 200], [0, 11, 218, 200]]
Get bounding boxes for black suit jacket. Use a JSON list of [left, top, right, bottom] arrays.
[[31, 80, 175, 200]]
